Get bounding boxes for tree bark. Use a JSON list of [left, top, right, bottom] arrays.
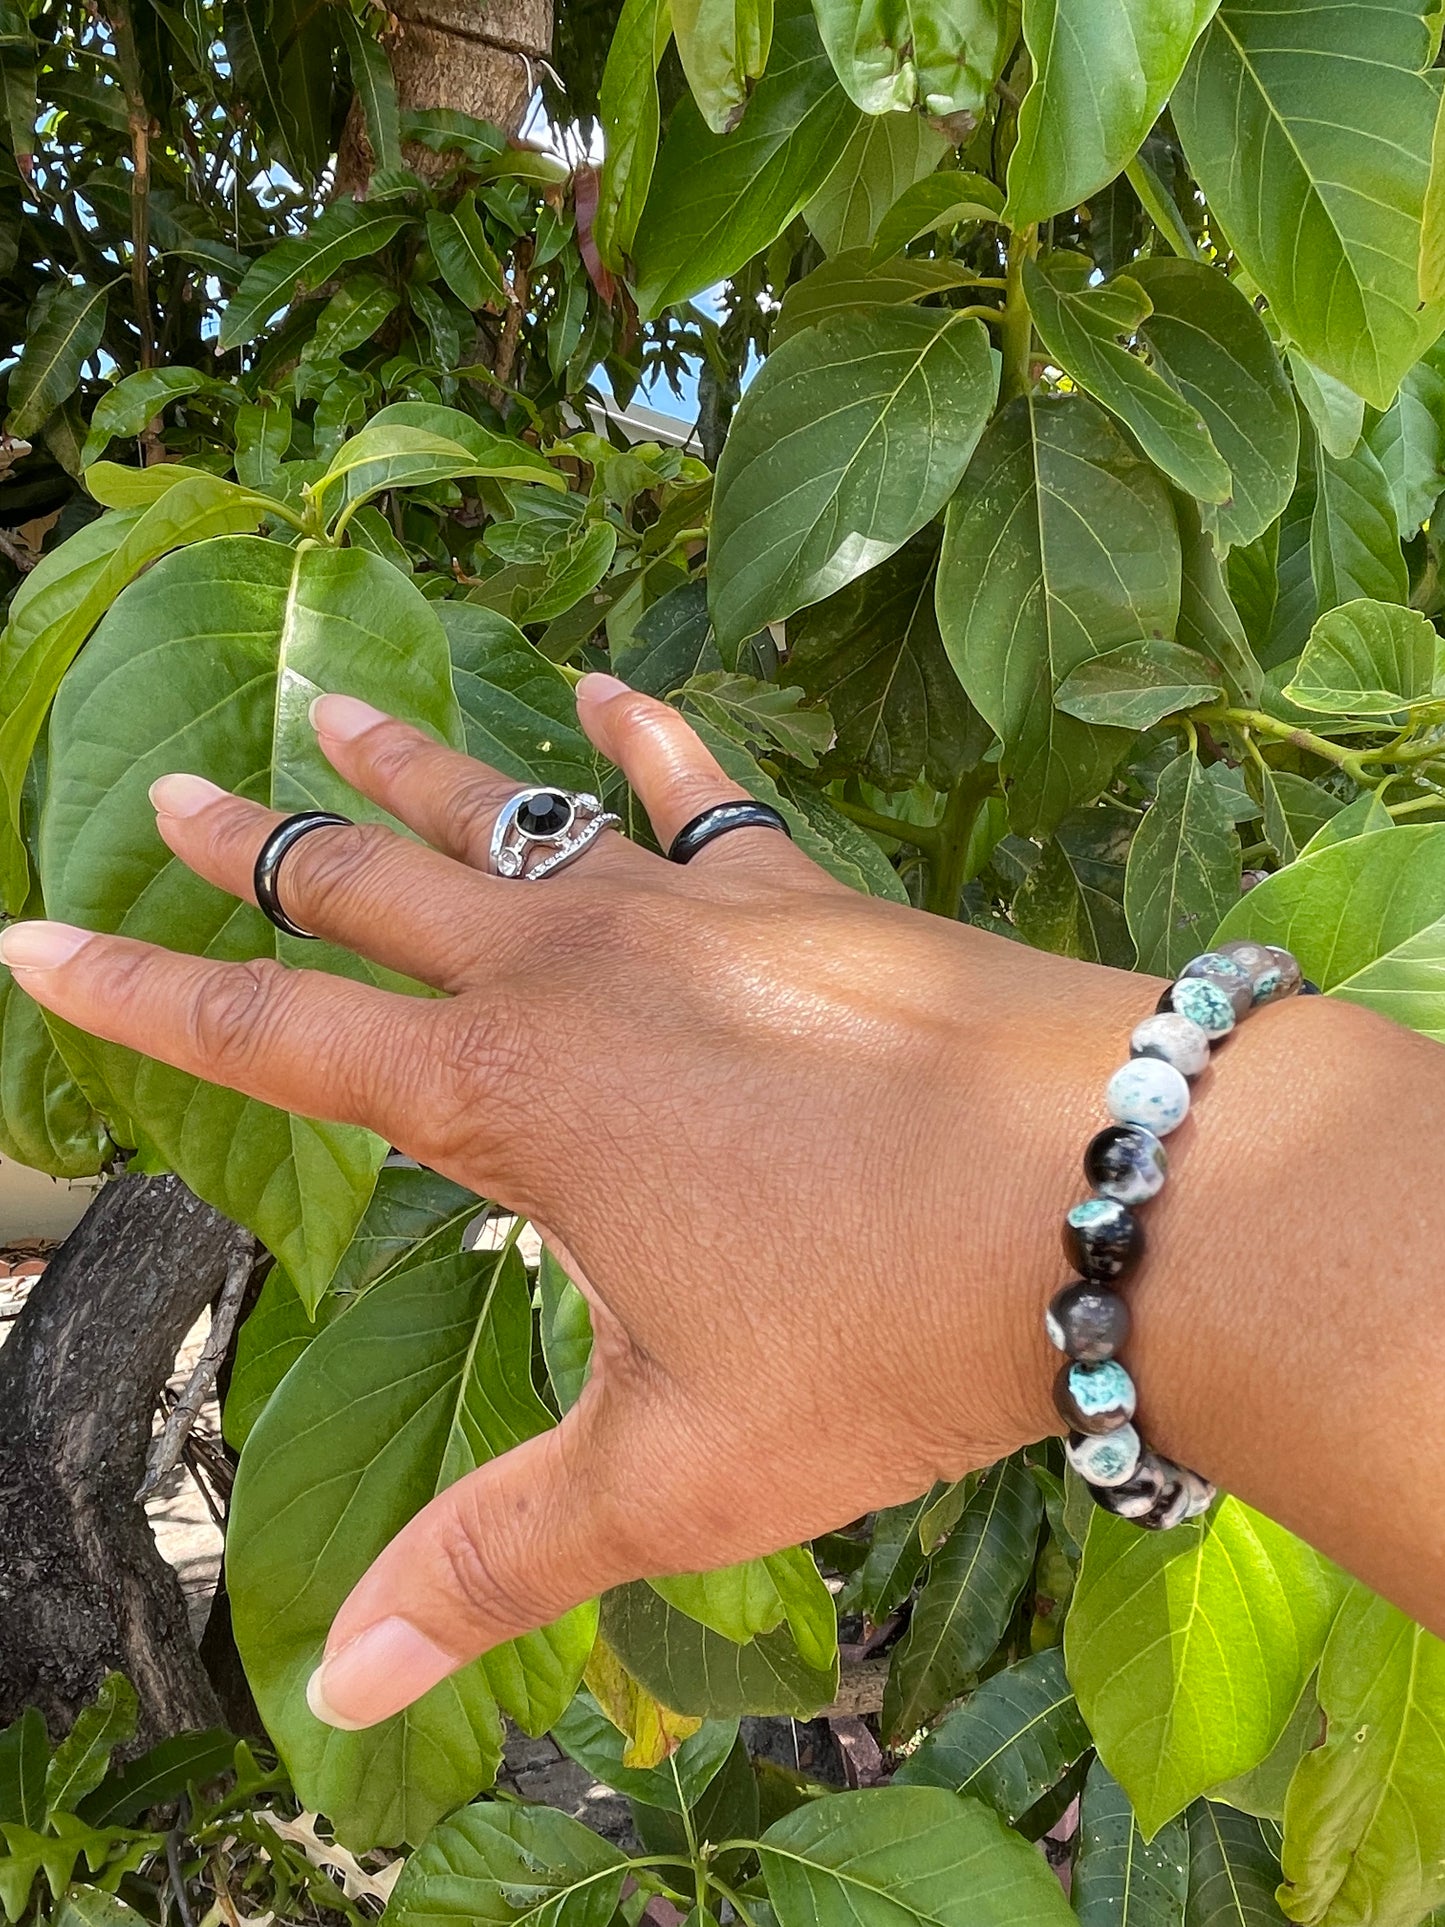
[[0, 1175, 250, 1743]]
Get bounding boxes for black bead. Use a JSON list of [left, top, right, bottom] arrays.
[[1083, 1124, 1167, 1205], [1047, 1282, 1131, 1362], [517, 792, 571, 836], [1053, 1357, 1136, 1435], [1300, 979, 1322, 995], [1062, 1195, 1143, 1282], [1155, 983, 1177, 1014]]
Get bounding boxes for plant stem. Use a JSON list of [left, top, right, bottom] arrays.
[[828, 795, 939, 856], [709, 1876, 764, 1927], [999, 225, 1037, 404], [1387, 794, 1445, 816], [1123, 154, 1199, 260], [1194, 705, 1375, 785], [924, 775, 991, 918], [109, 1, 155, 370], [956, 304, 1007, 326]]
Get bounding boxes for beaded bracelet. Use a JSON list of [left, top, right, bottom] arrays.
[[1049, 939, 1312, 1530]]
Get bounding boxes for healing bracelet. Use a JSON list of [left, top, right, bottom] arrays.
[[1049, 939, 1313, 1531]]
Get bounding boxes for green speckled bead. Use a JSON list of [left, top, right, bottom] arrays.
[[1167, 976, 1236, 1038], [1066, 1424, 1142, 1487], [1054, 1357, 1137, 1434]]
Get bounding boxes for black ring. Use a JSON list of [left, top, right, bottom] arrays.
[[253, 811, 353, 940], [667, 800, 792, 864]]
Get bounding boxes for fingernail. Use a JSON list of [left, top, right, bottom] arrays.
[[310, 693, 391, 740], [305, 1617, 459, 1729], [576, 672, 630, 705], [0, 921, 92, 970], [150, 773, 228, 817]]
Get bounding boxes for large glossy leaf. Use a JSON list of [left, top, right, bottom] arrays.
[[613, 578, 724, 695], [1130, 259, 1299, 553], [81, 367, 211, 467], [0, 961, 111, 1177], [1285, 599, 1445, 715], [1174, 492, 1263, 705], [710, 305, 995, 648], [1214, 824, 1445, 1041], [1054, 641, 1223, 731], [786, 531, 988, 791], [1289, 351, 1366, 462], [869, 170, 1004, 260], [1251, 766, 1343, 868], [1310, 435, 1408, 614], [222, 1267, 349, 1451], [599, 1579, 838, 1717], [894, 1648, 1092, 1823], [1012, 803, 1137, 968], [78, 1729, 238, 1827], [1186, 1802, 1289, 1927], [803, 109, 946, 256], [809, 0, 1014, 122], [1210, 1680, 1318, 1822], [319, 403, 559, 512], [551, 1692, 739, 1809], [1007, 0, 1218, 227], [649, 1548, 837, 1671], [1123, 749, 1241, 975], [537, 1243, 593, 1412], [771, 248, 980, 346], [1066, 1499, 1347, 1837], [1024, 256, 1232, 506], [7, 280, 108, 438], [937, 392, 1180, 836], [1280, 1584, 1445, 1927], [438, 603, 604, 792], [757, 1785, 1077, 1927], [1365, 343, 1445, 539], [220, 201, 408, 350], [851, 1485, 943, 1621], [228, 1247, 596, 1847], [386, 1800, 627, 1927], [323, 1163, 480, 1299], [593, 0, 671, 270], [1173, 0, 1444, 408], [632, 0, 857, 314], [882, 1457, 1042, 1742], [1073, 1758, 1190, 1927], [673, 0, 771, 132], [41, 537, 465, 1303]]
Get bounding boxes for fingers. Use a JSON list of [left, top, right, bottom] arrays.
[[575, 673, 826, 884], [0, 920, 445, 1134], [150, 775, 517, 991], [306, 1391, 662, 1728]]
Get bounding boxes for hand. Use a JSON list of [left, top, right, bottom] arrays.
[[0, 675, 1352, 1720]]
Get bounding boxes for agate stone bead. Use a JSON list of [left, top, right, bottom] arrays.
[[1129, 1012, 1210, 1078], [1217, 938, 1286, 1004], [1062, 1195, 1142, 1281], [1084, 1123, 1168, 1204], [1065, 1423, 1142, 1487], [1165, 976, 1236, 1038], [1046, 1281, 1131, 1362], [1180, 950, 1253, 1020], [1090, 1449, 1216, 1528], [1054, 1356, 1137, 1434], [1106, 1058, 1191, 1135]]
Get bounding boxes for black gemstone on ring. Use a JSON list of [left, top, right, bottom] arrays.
[[516, 792, 572, 837]]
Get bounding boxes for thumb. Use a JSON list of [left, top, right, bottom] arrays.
[[305, 1396, 653, 1729]]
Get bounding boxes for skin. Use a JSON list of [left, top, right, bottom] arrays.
[[4, 673, 1444, 1728]]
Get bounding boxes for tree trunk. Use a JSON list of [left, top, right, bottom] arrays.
[[0, 1175, 249, 1743]]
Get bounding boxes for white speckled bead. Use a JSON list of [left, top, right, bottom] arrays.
[[1166, 976, 1236, 1038], [1130, 1011, 1210, 1078], [1065, 1424, 1142, 1488], [1106, 1058, 1191, 1135]]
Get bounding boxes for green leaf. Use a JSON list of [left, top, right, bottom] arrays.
[[893, 1648, 1092, 1824], [229, 1247, 594, 1847], [1055, 642, 1223, 731], [1285, 599, 1445, 715], [320, 402, 559, 511], [81, 368, 210, 467], [1365, 345, 1445, 540], [399, 107, 506, 164], [771, 248, 981, 347], [1216, 821, 1445, 1039], [1066, 1498, 1347, 1837], [852, 1486, 942, 1620], [1288, 351, 1365, 463], [614, 578, 724, 696], [385, 1800, 628, 1927], [0, 1711, 47, 1829], [593, 0, 671, 271], [515, 523, 619, 626], [1423, 82, 1445, 305], [1310, 435, 1408, 615], [537, 1244, 593, 1413], [1300, 789, 1394, 857], [234, 402, 292, 491], [1073, 1759, 1190, 1927], [551, 1692, 739, 1809], [41, 538, 465, 1301], [1279, 1584, 1445, 1927], [1024, 256, 1232, 506], [710, 305, 997, 648], [599, 1579, 839, 1718], [220, 202, 409, 351], [7, 281, 108, 440], [45, 1677, 136, 1818], [804, 109, 947, 256], [1252, 766, 1344, 867], [1173, 1, 1444, 409], [0, 960, 111, 1178], [53, 1893, 149, 1927], [303, 275, 400, 363], [787, 528, 989, 792], [1013, 803, 1138, 968], [339, 9, 400, 170], [1130, 259, 1299, 554], [222, 1267, 349, 1451], [630, 1731, 758, 1863], [649, 1548, 837, 1671], [426, 195, 507, 310], [1208, 1683, 1323, 1823], [938, 393, 1181, 837], [882, 1457, 1042, 1742], [678, 672, 835, 765], [226, 0, 338, 183], [811, 0, 1014, 120], [439, 602, 605, 793], [672, 0, 771, 132], [323, 1162, 480, 1298], [632, 0, 857, 314], [1007, 0, 1218, 227], [78, 1729, 236, 1827], [757, 1784, 1077, 1927], [1124, 750, 1241, 975], [869, 170, 1004, 262], [1186, 1802, 1289, 1927], [1174, 492, 1263, 706]]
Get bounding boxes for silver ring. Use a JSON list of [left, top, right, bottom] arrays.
[[488, 786, 621, 880]]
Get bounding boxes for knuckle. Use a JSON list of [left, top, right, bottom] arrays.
[[188, 956, 294, 1071], [358, 722, 434, 789], [291, 820, 395, 920], [436, 773, 510, 863], [428, 1000, 534, 1154], [434, 1509, 542, 1631]]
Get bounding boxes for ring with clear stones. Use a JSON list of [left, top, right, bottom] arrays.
[[487, 786, 621, 880]]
